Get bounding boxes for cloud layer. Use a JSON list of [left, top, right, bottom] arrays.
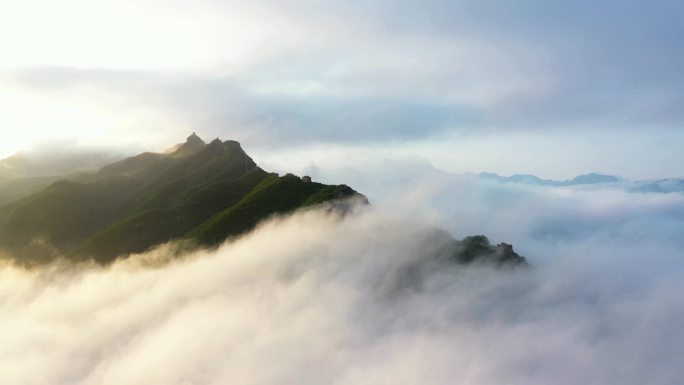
[[2, 181, 684, 384]]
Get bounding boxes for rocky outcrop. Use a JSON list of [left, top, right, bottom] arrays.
[[171, 132, 207, 157]]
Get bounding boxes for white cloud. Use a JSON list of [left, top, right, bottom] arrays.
[[1, 190, 683, 384]]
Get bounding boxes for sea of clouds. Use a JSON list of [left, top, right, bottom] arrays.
[[1, 168, 684, 385]]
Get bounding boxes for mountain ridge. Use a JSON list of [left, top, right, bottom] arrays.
[[0, 134, 526, 267], [479, 171, 684, 193], [479, 172, 621, 186], [0, 134, 366, 264]]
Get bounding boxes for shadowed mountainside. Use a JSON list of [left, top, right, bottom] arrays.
[[0, 150, 122, 206], [0, 133, 366, 264], [0, 133, 525, 267]]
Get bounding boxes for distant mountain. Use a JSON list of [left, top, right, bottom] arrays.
[[480, 172, 620, 187], [0, 147, 122, 206], [0, 149, 118, 180], [0, 175, 64, 207], [479, 171, 684, 194], [630, 178, 684, 193]]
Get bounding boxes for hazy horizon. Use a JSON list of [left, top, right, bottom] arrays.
[[3, 131, 684, 182]]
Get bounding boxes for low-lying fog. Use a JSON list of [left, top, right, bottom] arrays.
[[2, 167, 683, 384]]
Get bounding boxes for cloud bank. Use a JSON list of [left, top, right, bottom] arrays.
[[2, 187, 683, 384]]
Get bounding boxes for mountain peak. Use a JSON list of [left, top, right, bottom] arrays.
[[186, 132, 204, 145], [171, 132, 207, 157], [569, 173, 619, 184]]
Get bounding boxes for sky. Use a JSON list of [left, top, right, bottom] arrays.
[[2, 3, 684, 382], [1, 0, 683, 179]]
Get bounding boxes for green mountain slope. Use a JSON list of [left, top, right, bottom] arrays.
[[189, 173, 363, 246], [0, 133, 525, 267], [0, 175, 63, 207], [73, 169, 270, 263], [0, 134, 366, 264]]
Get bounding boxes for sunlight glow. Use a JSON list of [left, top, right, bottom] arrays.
[[0, 0, 293, 71], [0, 80, 174, 157]]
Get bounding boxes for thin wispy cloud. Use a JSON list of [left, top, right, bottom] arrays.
[[1, 0, 682, 177]]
